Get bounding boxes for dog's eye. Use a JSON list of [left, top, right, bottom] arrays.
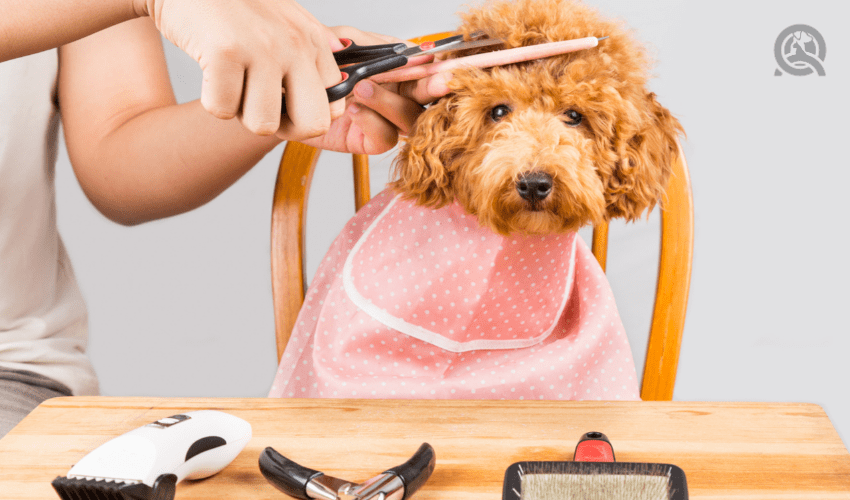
[[562, 109, 583, 126], [490, 104, 512, 122]]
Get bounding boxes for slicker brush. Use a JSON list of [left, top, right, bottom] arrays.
[[501, 432, 688, 500]]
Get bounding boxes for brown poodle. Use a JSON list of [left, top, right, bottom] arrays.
[[391, 0, 684, 235], [269, 0, 684, 401]]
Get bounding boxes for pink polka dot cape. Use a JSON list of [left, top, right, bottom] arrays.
[[269, 189, 639, 401]]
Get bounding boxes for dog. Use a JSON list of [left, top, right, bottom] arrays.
[[269, 0, 683, 401]]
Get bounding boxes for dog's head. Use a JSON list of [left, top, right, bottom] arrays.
[[390, 0, 684, 235]]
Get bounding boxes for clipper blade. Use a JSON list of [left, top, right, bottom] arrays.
[[52, 473, 176, 500]]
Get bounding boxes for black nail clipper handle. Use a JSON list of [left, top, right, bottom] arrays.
[[259, 447, 323, 500], [383, 443, 436, 500]]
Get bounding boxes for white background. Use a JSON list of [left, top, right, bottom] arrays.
[[55, 0, 850, 445]]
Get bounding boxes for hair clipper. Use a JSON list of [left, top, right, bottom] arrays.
[[52, 410, 252, 500]]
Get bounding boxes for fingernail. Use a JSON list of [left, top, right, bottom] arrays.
[[354, 81, 374, 99], [348, 103, 361, 114]]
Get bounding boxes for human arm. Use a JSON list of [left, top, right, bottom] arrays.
[[58, 19, 450, 225], [4, 0, 349, 139], [1, 0, 137, 61]]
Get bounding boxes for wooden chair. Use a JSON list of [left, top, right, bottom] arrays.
[[270, 35, 694, 402]]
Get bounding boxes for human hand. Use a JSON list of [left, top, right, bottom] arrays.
[[136, 0, 345, 139], [299, 27, 454, 154], [300, 76, 453, 154]]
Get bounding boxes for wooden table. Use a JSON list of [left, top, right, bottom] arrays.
[[1, 398, 849, 499]]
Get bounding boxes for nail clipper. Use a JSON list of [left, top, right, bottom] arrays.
[[259, 443, 435, 500]]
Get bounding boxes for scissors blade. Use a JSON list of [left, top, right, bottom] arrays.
[[283, 33, 506, 112], [398, 32, 503, 57], [428, 37, 506, 54]]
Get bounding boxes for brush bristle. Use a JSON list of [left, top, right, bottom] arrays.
[[518, 463, 672, 500], [521, 473, 670, 500]]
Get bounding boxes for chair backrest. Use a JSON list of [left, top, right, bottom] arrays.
[[270, 35, 693, 402]]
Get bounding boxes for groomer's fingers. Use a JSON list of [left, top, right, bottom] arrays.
[[397, 72, 454, 105], [331, 25, 401, 45], [200, 58, 247, 119], [312, 27, 346, 120], [319, 66, 346, 121], [325, 25, 405, 119], [240, 63, 283, 135], [347, 103, 400, 154], [277, 59, 332, 140], [352, 81, 426, 136]]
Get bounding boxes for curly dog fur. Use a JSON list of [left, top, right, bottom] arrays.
[[390, 0, 684, 235]]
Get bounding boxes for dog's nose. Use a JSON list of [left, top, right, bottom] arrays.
[[516, 172, 553, 202]]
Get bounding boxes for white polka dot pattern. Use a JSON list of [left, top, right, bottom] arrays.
[[343, 195, 577, 352], [268, 189, 640, 401]]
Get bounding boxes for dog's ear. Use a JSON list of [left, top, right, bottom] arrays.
[[605, 92, 684, 220], [390, 97, 459, 208]]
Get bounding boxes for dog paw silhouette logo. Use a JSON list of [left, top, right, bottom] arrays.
[[774, 24, 826, 76]]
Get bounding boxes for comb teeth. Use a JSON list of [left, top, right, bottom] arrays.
[[51, 476, 154, 500]]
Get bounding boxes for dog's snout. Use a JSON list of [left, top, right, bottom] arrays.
[[516, 171, 553, 203]]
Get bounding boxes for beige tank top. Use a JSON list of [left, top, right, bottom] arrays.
[[0, 49, 99, 395]]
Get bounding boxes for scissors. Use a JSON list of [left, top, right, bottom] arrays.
[[281, 32, 503, 114]]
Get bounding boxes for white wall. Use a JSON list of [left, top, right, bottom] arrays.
[[55, 0, 850, 445]]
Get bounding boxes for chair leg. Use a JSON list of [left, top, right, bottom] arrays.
[[353, 154, 371, 212], [272, 142, 322, 362], [591, 221, 609, 272]]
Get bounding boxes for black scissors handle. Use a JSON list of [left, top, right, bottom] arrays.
[[281, 52, 408, 114], [327, 53, 408, 102], [281, 35, 467, 114], [333, 38, 408, 65], [281, 39, 409, 115]]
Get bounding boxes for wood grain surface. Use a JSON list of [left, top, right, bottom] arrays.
[[1, 398, 848, 499]]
